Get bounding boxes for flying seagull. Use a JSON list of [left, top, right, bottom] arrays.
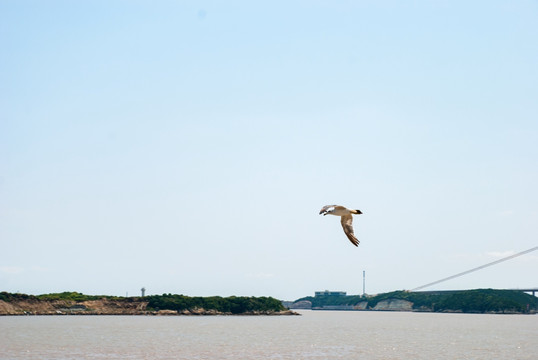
[[319, 205, 363, 247]]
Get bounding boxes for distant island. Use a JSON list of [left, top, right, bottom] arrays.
[[288, 289, 538, 314], [0, 292, 297, 316], [2, 289, 536, 316]]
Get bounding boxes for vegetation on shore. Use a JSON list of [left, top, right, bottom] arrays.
[[2, 289, 536, 315], [0, 291, 289, 315], [294, 289, 538, 313], [145, 294, 285, 314]]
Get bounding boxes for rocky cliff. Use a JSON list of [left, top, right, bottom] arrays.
[[0, 297, 149, 315]]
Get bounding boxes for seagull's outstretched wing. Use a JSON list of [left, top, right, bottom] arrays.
[[340, 214, 359, 247]]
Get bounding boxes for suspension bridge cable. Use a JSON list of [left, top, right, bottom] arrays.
[[411, 245, 538, 292]]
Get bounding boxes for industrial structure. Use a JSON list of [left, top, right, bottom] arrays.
[[315, 290, 346, 297]]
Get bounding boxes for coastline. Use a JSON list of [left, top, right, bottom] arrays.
[[288, 289, 538, 315], [0, 293, 298, 316]]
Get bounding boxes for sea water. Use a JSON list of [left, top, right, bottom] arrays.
[[1, 310, 537, 359]]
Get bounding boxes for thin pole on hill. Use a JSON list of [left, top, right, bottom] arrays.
[[411, 245, 538, 292]]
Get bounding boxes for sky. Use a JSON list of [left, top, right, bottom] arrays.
[[1, 0, 537, 301]]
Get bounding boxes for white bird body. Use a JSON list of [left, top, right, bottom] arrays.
[[319, 205, 363, 247]]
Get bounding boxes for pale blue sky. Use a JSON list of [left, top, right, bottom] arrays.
[[1, 1, 537, 300]]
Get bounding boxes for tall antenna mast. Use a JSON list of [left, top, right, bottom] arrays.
[[363, 270, 366, 296]]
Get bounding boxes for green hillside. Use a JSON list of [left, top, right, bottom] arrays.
[[145, 294, 286, 314], [294, 289, 538, 313], [0, 292, 288, 315]]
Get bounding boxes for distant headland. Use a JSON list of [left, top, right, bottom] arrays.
[[286, 289, 538, 314], [0, 292, 297, 316], [2, 289, 536, 316]]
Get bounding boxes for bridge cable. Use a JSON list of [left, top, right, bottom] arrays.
[[411, 245, 538, 292]]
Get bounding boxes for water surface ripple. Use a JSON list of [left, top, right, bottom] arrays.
[[1, 310, 537, 359]]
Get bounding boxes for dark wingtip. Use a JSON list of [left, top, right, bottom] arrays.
[[356, 210, 363, 214]]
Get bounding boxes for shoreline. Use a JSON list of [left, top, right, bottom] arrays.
[[0, 293, 299, 316]]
